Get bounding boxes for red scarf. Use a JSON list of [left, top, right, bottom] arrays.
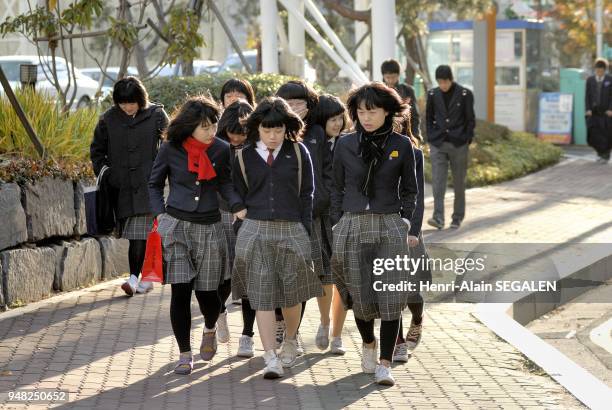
[[182, 137, 217, 181]]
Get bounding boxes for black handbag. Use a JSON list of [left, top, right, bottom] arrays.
[[84, 166, 117, 235]]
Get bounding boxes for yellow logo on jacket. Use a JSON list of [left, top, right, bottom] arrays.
[[389, 150, 399, 159]]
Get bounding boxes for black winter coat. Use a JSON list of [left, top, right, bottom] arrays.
[[302, 124, 334, 218], [90, 104, 169, 219], [426, 83, 475, 147]]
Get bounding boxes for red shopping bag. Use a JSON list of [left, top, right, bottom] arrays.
[[141, 219, 164, 283]]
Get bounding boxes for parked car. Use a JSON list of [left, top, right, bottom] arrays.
[[0, 55, 100, 108], [218, 50, 317, 83], [156, 59, 221, 77], [80, 66, 138, 97]]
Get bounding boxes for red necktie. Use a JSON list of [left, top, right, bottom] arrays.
[[267, 148, 274, 166]]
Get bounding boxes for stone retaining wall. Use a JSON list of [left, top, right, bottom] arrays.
[[0, 178, 129, 309]]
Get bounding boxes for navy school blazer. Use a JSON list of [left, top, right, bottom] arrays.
[[148, 138, 244, 218]]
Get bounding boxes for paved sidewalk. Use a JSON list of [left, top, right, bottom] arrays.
[[0, 287, 582, 409], [0, 157, 609, 409]]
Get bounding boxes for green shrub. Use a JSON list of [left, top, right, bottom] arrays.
[[423, 120, 563, 187], [144, 72, 323, 113], [0, 87, 98, 161]]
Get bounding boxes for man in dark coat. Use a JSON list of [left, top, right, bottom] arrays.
[[585, 58, 612, 163], [381, 59, 422, 140], [426, 65, 475, 230]]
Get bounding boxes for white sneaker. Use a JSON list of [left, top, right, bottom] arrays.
[[279, 337, 299, 368], [393, 343, 408, 363], [263, 350, 284, 379], [330, 337, 346, 355], [217, 311, 230, 343], [275, 320, 285, 349], [361, 339, 378, 374], [121, 275, 138, 296], [136, 281, 154, 294], [315, 324, 330, 350], [375, 364, 395, 386], [237, 335, 254, 358]]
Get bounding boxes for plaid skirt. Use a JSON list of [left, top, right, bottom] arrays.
[[121, 214, 154, 240], [232, 219, 323, 311], [157, 213, 229, 291], [311, 217, 333, 285], [220, 209, 236, 280], [331, 212, 418, 321]]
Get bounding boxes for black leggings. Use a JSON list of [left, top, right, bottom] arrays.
[[241, 298, 256, 337], [128, 239, 147, 277], [218, 279, 232, 313], [355, 317, 400, 362], [397, 301, 424, 343], [170, 282, 221, 353]]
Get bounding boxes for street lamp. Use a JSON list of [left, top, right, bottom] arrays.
[[20, 64, 38, 89]]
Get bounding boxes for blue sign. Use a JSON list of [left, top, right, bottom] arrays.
[[537, 92, 573, 144]]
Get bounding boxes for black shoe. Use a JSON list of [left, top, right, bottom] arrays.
[[427, 218, 444, 230], [450, 220, 461, 229]]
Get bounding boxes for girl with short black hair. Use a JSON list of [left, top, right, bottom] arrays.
[[330, 82, 419, 386], [149, 95, 246, 375], [309, 93, 351, 355], [276, 81, 335, 354], [91, 76, 169, 297], [220, 78, 256, 108], [231, 97, 323, 379], [215, 100, 257, 355]]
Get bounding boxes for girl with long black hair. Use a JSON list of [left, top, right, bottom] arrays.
[[330, 82, 419, 386]]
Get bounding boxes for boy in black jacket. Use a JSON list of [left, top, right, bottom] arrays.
[[426, 65, 475, 230]]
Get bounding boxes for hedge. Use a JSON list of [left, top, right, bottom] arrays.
[[422, 120, 563, 187], [144, 72, 323, 113]]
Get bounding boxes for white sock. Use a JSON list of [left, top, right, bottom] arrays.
[[204, 324, 216, 333], [130, 274, 139, 282]]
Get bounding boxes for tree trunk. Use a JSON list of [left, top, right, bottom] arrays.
[[182, 0, 205, 76]]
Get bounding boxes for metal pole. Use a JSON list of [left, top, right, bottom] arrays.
[[303, 0, 369, 83], [260, 0, 279, 73], [208, 0, 253, 74], [486, 7, 496, 123], [371, 0, 396, 82], [288, 0, 305, 57], [354, 0, 371, 72], [0, 66, 45, 158], [278, 0, 367, 85], [595, 0, 603, 58]]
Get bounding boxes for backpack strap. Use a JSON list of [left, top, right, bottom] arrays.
[[293, 142, 302, 193], [237, 148, 248, 189]]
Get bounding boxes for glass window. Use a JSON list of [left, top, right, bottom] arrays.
[[496, 66, 521, 86], [455, 66, 474, 89], [427, 32, 451, 81], [514, 31, 523, 59]]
